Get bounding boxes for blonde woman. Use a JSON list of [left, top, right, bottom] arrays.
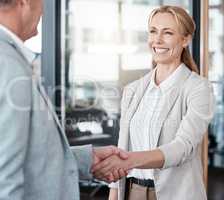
[[92, 5, 214, 200]]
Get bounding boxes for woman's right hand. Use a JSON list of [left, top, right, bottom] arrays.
[[108, 188, 118, 200]]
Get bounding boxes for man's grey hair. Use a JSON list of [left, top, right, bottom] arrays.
[[0, 0, 16, 7]]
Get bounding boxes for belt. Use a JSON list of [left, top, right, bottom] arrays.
[[128, 177, 155, 188]]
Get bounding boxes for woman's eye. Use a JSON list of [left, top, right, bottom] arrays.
[[165, 32, 173, 35], [149, 30, 156, 34]]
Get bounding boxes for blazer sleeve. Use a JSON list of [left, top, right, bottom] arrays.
[[71, 145, 93, 180], [158, 79, 215, 169], [0, 56, 31, 199]]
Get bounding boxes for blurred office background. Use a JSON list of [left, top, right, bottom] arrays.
[[26, 0, 224, 199]]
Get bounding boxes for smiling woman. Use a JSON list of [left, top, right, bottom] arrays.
[[148, 6, 198, 75], [98, 5, 215, 200]]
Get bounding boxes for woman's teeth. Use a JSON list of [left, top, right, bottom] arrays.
[[154, 48, 169, 54]]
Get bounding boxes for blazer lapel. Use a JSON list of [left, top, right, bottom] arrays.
[[118, 71, 153, 150], [154, 86, 180, 147], [125, 71, 153, 127], [154, 67, 192, 147], [32, 74, 66, 139], [31, 56, 65, 136], [37, 82, 65, 134]]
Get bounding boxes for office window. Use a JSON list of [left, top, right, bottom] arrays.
[[208, 0, 224, 167], [68, 1, 119, 82]]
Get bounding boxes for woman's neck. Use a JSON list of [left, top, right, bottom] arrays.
[[155, 61, 182, 85]]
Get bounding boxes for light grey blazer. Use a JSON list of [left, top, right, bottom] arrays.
[[117, 65, 214, 200], [0, 29, 92, 200]]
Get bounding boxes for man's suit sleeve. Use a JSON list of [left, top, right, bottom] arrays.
[[71, 145, 93, 180], [0, 56, 31, 199]]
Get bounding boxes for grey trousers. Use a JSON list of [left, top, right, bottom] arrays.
[[128, 183, 157, 200]]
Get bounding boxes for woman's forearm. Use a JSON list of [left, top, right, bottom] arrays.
[[127, 149, 165, 169], [91, 149, 165, 180]]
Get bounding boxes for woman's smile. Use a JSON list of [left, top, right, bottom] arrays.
[[153, 47, 170, 54]]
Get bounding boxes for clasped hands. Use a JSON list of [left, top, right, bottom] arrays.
[[91, 146, 131, 183]]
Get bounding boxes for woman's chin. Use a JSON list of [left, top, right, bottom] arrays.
[[153, 59, 170, 65]]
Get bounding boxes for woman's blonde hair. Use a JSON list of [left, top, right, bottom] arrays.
[[148, 5, 199, 74]]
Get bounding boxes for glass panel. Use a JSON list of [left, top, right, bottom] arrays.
[[68, 1, 119, 81], [120, 4, 154, 70], [208, 0, 224, 168]]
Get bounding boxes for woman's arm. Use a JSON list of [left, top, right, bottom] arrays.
[[127, 149, 165, 169], [91, 149, 165, 178]]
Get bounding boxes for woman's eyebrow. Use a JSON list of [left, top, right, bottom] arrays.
[[163, 28, 175, 31], [149, 26, 174, 31]]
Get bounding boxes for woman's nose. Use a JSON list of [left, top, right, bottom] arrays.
[[154, 33, 163, 43]]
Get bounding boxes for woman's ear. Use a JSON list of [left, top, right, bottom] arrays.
[[182, 34, 192, 48]]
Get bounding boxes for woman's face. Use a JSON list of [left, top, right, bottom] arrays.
[[148, 12, 190, 65]]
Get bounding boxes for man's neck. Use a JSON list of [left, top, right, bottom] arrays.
[[0, 11, 23, 40]]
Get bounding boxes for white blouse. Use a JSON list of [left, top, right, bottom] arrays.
[[128, 63, 186, 180], [109, 63, 186, 187]]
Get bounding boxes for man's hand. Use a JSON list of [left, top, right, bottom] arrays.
[[92, 146, 128, 166], [91, 154, 131, 182], [91, 146, 129, 182]]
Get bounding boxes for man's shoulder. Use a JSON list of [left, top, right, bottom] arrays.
[[0, 40, 21, 59], [0, 43, 32, 80], [0, 40, 31, 70]]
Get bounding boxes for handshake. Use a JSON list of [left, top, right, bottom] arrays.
[[91, 146, 132, 183]]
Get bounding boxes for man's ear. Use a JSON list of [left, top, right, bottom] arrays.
[[182, 34, 192, 48]]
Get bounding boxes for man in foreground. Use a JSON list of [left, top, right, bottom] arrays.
[[0, 0, 127, 199]]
